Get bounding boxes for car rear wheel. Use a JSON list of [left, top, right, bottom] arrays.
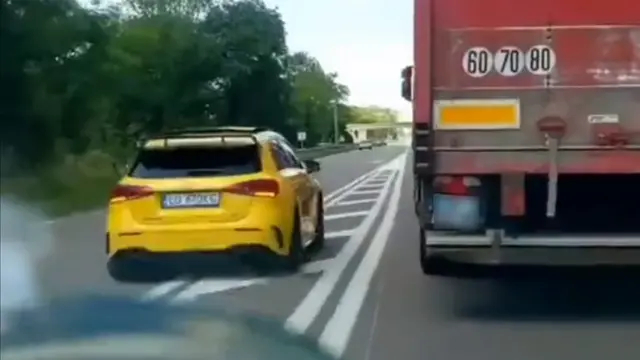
[[309, 194, 325, 252], [107, 257, 145, 283], [281, 205, 305, 272]]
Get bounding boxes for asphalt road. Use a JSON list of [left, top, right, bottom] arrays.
[[26, 145, 640, 360]]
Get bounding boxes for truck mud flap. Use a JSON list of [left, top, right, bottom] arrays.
[[413, 122, 436, 228]]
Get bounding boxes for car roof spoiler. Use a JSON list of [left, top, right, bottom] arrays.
[[137, 126, 269, 148], [137, 126, 270, 149]]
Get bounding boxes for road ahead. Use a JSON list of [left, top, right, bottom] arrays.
[[33, 145, 640, 360]]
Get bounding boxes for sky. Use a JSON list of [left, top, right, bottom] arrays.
[[263, 0, 413, 117]]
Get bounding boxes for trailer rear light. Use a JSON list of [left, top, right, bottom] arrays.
[[110, 185, 155, 202], [224, 179, 279, 198], [434, 176, 478, 195], [462, 176, 480, 186]]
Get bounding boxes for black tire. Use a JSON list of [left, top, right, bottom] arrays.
[[282, 205, 305, 272], [107, 257, 143, 283], [309, 194, 325, 252], [107, 255, 171, 283]]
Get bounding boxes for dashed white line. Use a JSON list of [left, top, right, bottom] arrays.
[[284, 153, 404, 334], [324, 211, 369, 221], [335, 198, 377, 206], [319, 152, 407, 358]]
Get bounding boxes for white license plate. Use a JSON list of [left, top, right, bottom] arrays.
[[162, 193, 220, 208]]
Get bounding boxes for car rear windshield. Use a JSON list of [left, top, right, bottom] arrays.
[[128, 145, 261, 179]]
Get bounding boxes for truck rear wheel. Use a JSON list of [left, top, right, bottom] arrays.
[[419, 228, 430, 274]]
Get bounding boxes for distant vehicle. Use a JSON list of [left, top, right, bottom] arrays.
[[357, 141, 374, 150], [373, 139, 387, 147], [404, 0, 640, 277], [106, 126, 325, 281]]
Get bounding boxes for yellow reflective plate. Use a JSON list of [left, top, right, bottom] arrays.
[[434, 99, 521, 130]]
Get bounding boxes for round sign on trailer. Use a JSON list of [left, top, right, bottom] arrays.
[[462, 47, 492, 78], [525, 45, 556, 75], [493, 46, 525, 76]]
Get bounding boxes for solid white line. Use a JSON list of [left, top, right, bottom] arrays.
[[349, 190, 381, 196], [284, 153, 404, 334], [326, 230, 355, 239], [335, 198, 377, 206], [140, 280, 186, 302], [324, 211, 369, 221], [318, 152, 407, 358]]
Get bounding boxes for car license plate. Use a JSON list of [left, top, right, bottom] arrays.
[[162, 192, 220, 208]]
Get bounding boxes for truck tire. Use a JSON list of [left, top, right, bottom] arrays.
[[419, 227, 431, 275]]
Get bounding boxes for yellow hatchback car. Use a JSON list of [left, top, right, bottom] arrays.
[[106, 127, 325, 282]]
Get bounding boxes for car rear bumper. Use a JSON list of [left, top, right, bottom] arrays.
[[425, 246, 640, 278], [107, 225, 286, 256], [109, 245, 285, 273]]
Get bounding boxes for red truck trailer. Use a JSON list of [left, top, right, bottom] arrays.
[[402, 0, 640, 277]]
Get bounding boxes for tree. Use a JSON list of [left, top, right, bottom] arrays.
[[348, 105, 399, 124], [0, 0, 353, 171], [287, 52, 349, 144]]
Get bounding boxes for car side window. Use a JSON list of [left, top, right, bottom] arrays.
[[270, 141, 302, 170], [278, 140, 304, 169], [270, 142, 290, 170]]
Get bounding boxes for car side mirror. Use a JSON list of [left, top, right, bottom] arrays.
[[303, 160, 321, 173]]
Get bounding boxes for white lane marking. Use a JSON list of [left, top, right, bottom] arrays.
[[170, 259, 330, 303], [140, 280, 187, 302], [349, 190, 381, 196], [172, 278, 267, 303], [335, 198, 377, 206], [284, 153, 405, 334], [324, 211, 369, 221], [318, 152, 407, 358], [141, 153, 404, 301], [322, 157, 400, 204], [326, 230, 355, 239], [363, 179, 387, 185], [353, 184, 385, 191]]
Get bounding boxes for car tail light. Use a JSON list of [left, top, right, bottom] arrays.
[[110, 184, 155, 202], [224, 179, 279, 197]]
